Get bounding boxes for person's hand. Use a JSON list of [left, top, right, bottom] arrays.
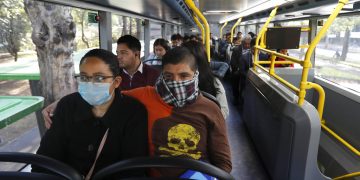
[[42, 100, 59, 129]]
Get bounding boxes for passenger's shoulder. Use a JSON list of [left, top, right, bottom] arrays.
[[122, 86, 156, 100], [58, 92, 81, 106], [143, 64, 160, 74], [190, 95, 221, 114], [121, 94, 146, 109]]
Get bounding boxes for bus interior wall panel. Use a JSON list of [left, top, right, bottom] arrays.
[[243, 70, 328, 180], [318, 132, 360, 180], [275, 68, 316, 103], [313, 78, 360, 151]]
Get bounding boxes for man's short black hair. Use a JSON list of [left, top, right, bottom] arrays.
[[117, 35, 141, 52], [80, 49, 120, 76], [162, 47, 197, 71]]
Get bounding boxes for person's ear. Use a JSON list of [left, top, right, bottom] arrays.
[[113, 76, 122, 88], [135, 51, 140, 57]]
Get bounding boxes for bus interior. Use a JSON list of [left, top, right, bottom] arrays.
[[0, 0, 359, 179]]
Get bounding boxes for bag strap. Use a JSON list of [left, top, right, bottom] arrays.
[[85, 128, 109, 180]]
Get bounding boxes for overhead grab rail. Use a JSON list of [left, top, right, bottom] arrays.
[[220, 21, 228, 40], [193, 15, 205, 44], [185, 0, 211, 61], [230, 17, 242, 43], [253, 1, 359, 179]]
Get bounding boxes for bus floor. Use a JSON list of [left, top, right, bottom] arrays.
[[223, 81, 270, 180]]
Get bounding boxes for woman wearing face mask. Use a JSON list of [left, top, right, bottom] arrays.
[[32, 49, 148, 179], [145, 38, 170, 65]]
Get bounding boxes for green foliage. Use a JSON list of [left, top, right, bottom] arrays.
[[0, 0, 31, 61], [71, 8, 99, 50], [326, 16, 360, 34]]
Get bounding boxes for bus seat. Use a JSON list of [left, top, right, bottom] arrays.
[[143, 59, 162, 71], [242, 70, 330, 180], [0, 152, 82, 180], [92, 157, 234, 180], [201, 91, 221, 108]]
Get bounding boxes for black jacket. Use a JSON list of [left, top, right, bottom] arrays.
[[230, 45, 243, 74], [33, 90, 148, 178]]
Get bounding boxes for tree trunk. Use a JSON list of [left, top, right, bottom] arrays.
[[340, 28, 350, 61], [81, 11, 90, 48], [129, 18, 133, 36], [122, 16, 129, 35], [325, 36, 329, 49], [24, 0, 77, 136], [136, 19, 142, 39], [14, 52, 18, 62]]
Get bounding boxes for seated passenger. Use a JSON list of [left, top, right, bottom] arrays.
[[182, 40, 229, 119], [275, 49, 294, 68], [116, 35, 160, 90], [146, 38, 170, 65], [123, 47, 232, 176], [42, 47, 232, 177], [33, 49, 148, 179]]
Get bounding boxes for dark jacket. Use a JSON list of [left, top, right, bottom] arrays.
[[230, 45, 243, 74], [120, 64, 160, 90], [239, 50, 253, 77], [33, 90, 148, 178]]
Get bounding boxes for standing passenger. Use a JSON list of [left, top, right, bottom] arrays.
[[33, 49, 148, 179], [116, 35, 160, 90]]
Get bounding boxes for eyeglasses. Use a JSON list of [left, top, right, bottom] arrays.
[[74, 75, 114, 83]]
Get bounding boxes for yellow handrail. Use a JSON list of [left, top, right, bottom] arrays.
[[299, 0, 349, 105], [185, 0, 211, 61], [255, 46, 304, 65], [254, 63, 300, 93], [231, 17, 242, 43], [299, 44, 309, 49], [321, 123, 360, 157], [301, 27, 311, 31], [306, 82, 325, 120], [254, 6, 278, 71], [193, 15, 205, 44], [220, 21, 228, 40], [252, 0, 359, 159], [257, 61, 294, 65], [333, 171, 360, 180]]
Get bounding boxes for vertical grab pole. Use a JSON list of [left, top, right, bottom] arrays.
[[185, 0, 211, 61], [253, 7, 278, 70], [231, 18, 242, 43], [298, 0, 348, 105], [193, 15, 205, 44], [220, 21, 228, 40]]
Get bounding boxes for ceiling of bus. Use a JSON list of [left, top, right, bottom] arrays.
[[81, 0, 187, 24], [199, 0, 268, 23], [199, 0, 360, 25], [45, 0, 194, 25]]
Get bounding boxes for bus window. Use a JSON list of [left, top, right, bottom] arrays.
[[112, 15, 145, 57], [315, 16, 360, 92], [282, 20, 309, 68]]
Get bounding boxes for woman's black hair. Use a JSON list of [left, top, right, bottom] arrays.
[[80, 49, 120, 76], [153, 38, 171, 51], [182, 41, 220, 97]]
